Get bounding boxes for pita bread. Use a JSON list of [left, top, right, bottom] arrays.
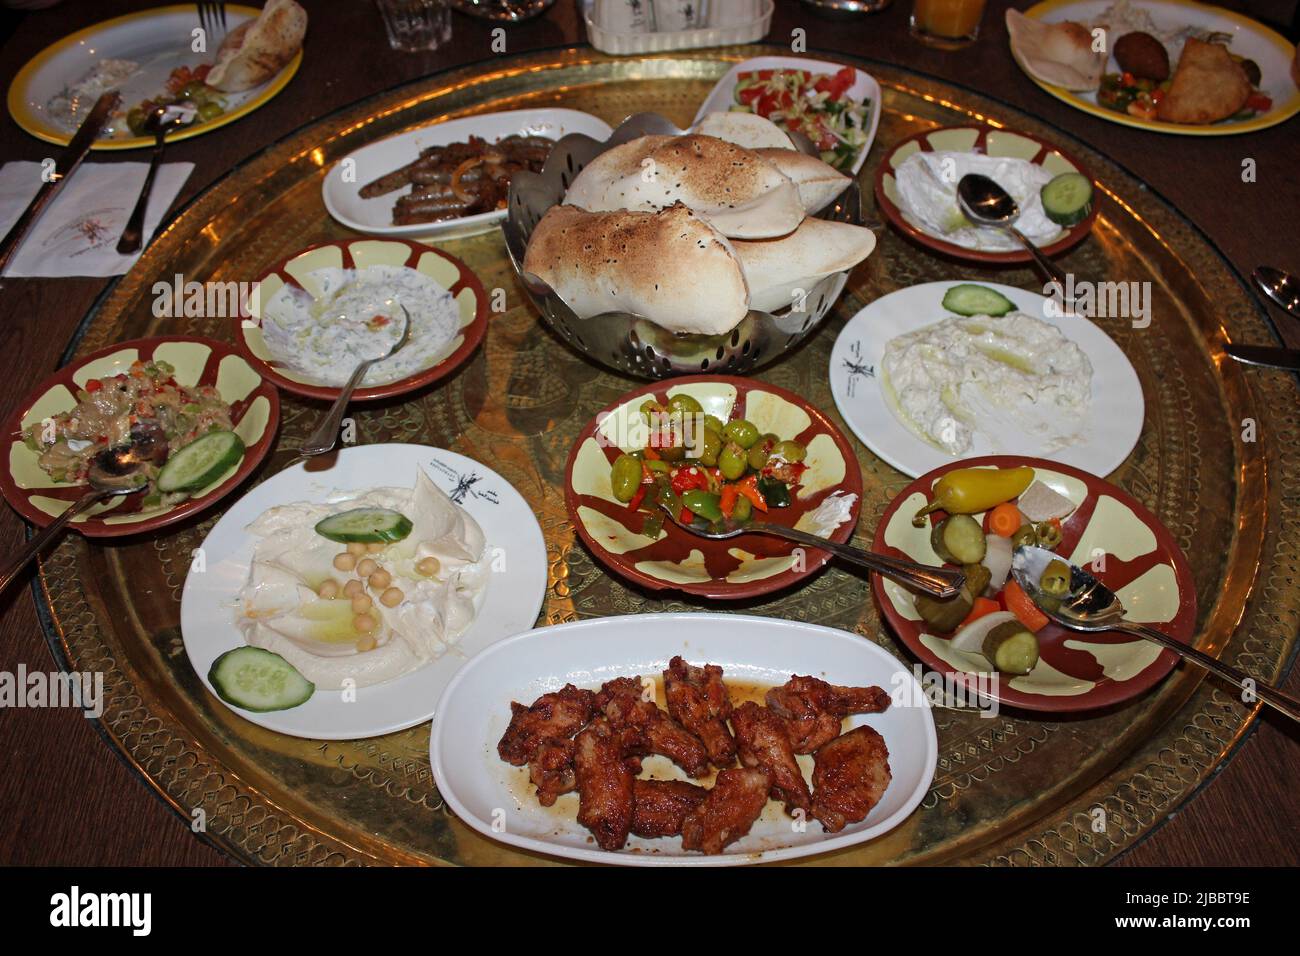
[[1157, 38, 1250, 125], [563, 133, 804, 239], [732, 219, 876, 312], [207, 0, 307, 93], [1006, 9, 1106, 92], [693, 111, 796, 150], [753, 148, 852, 215], [522, 204, 750, 335]]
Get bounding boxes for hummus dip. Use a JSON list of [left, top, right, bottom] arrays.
[[236, 470, 487, 689], [892, 151, 1060, 252], [881, 311, 1093, 456]]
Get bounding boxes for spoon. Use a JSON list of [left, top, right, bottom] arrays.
[[1252, 266, 1300, 320], [656, 498, 966, 599], [957, 174, 1072, 294], [299, 305, 412, 457], [0, 422, 168, 594], [116, 104, 191, 254], [1011, 545, 1300, 722]]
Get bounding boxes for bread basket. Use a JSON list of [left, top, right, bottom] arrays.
[[502, 112, 865, 379]]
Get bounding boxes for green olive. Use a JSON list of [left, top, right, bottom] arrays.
[[695, 428, 721, 467], [771, 439, 806, 463], [718, 441, 748, 481], [666, 393, 703, 416], [731, 494, 753, 523], [1034, 521, 1063, 550], [197, 101, 223, 122], [1039, 559, 1072, 597], [722, 419, 760, 449], [640, 399, 665, 425], [704, 414, 726, 435], [748, 435, 778, 471], [1011, 524, 1039, 549], [610, 454, 643, 503]]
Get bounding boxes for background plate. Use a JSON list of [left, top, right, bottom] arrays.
[[31, 48, 1295, 866]]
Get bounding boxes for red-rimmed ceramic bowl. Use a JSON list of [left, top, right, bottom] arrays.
[[234, 238, 489, 401], [873, 124, 1098, 265], [871, 456, 1196, 712], [565, 376, 864, 600], [0, 336, 279, 538]]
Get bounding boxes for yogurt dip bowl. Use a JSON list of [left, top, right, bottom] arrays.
[[235, 238, 489, 401]]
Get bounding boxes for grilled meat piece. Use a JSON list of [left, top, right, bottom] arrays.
[[596, 676, 710, 778], [663, 656, 736, 767], [574, 717, 637, 851], [680, 768, 772, 854], [766, 675, 891, 753], [811, 725, 892, 833], [629, 779, 709, 839], [497, 683, 596, 765], [730, 701, 812, 814]]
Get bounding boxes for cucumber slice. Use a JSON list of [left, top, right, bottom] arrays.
[[1041, 172, 1093, 227], [315, 507, 413, 544], [208, 646, 314, 712], [982, 621, 1040, 676], [941, 284, 1016, 317], [157, 430, 245, 494]]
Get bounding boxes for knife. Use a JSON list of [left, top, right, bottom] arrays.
[[1224, 343, 1300, 371], [0, 91, 120, 276]]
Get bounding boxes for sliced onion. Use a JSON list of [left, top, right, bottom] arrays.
[[982, 533, 1013, 594], [950, 611, 1018, 656]]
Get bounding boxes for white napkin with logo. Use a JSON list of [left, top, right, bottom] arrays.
[[0, 160, 194, 278]]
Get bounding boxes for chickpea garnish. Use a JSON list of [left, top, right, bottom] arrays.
[[366, 542, 386, 554], [346, 542, 367, 557], [343, 579, 365, 599], [355, 634, 377, 652], [317, 579, 340, 600], [351, 593, 373, 613], [356, 558, 378, 578], [369, 568, 392, 591], [353, 612, 377, 634], [380, 587, 404, 608], [416, 556, 440, 577], [333, 552, 357, 572]]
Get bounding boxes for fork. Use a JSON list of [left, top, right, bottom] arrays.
[[197, 1, 227, 40], [656, 499, 967, 599]]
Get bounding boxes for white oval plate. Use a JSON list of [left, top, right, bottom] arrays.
[[690, 55, 882, 177], [430, 613, 937, 866], [828, 281, 1144, 479], [322, 108, 613, 241], [181, 444, 547, 739]]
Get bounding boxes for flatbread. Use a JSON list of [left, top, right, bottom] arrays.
[[207, 0, 308, 93], [732, 219, 876, 312], [563, 133, 804, 239], [1157, 38, 1250, 125], [753, 148, 852, 215], [1006, 9, 1106, 92], [522, 203, 750, 335], [693, 111, 796, 150]]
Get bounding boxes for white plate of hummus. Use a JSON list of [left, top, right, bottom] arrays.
[[828, 281, 1143, 478], [180, 444, 547, 738]]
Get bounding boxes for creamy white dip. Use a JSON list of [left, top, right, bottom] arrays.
[[235, 470, 487, 689], [261, 264, 460, 388], [797, 492, 858, 538], [1094, 0, 1193, 65], [46, 59, 139, 131], [892, 151, 1061, 252], [881, 312, 1093, 456]]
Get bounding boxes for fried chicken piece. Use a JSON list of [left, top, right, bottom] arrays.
[[766, 675, 891, 753], [1157, 38, 1250, 125], [680, 768, 772, 854], [630, 779, 709, 839], [811, 725, 892, 833], [729, 701, 811, 814], [528, 737, 577, 807], [596, 677, 710, 778], [663, 656, 736, 767], [497, 684, 597, 765], [573, 717, 636, 851]]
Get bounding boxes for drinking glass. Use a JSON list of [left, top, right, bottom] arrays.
[[910, 0, 986, 48], [375, 0, 453, 51]]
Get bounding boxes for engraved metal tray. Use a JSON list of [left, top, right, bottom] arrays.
[[33, 47, 1299, 865]]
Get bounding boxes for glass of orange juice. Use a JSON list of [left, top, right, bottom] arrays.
[[910, 0, 986, 48]]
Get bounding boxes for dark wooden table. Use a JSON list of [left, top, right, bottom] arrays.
[[1, 0, 1297, 867]]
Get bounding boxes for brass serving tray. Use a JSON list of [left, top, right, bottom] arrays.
[[35, 47, 1299, 866]]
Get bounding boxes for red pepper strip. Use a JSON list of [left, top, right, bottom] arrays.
[[719, 484, 739, 520], [679, 507, 694, 525], [627, 485, 647, 512], [737, 474, 768, 512], [671, 467, 708, 496], [643, 446, 660, 461], [85, 379, 102, 393]]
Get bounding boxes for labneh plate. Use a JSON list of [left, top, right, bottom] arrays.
[[429, 613, 937, 866], [323, 108, 613, 240]]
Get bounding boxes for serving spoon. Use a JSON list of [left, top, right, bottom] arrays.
[[116, 104, 191, 254], [300, 304, 412, 457], [0, 422, 168, 595], [1011, 545, 1300, 722], [655, 499, 966, 599], [957, 174, 1072, 294], [1252, 266, 1300, 320]]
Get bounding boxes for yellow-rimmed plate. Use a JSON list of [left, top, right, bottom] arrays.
[[8, 4, 302, 151], [1015, 0, 1300, 135]]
